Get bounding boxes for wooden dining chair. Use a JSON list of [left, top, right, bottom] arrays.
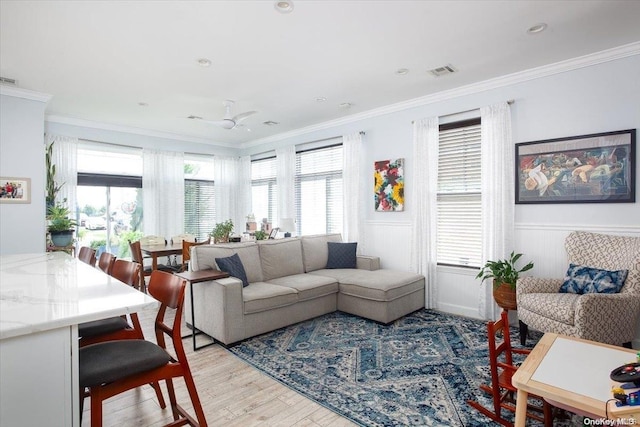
[[78, 246, 97, 267], [96, 252, 116, 275], [78, 259, 167, 411], [79, 270, 208, 427], [180, 238, 210, 272], [467, 311, 553, 427], [130, 240, 177, 293]]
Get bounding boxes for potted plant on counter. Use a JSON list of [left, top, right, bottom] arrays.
[[476, 251, 534, 311], [47, 204, 77, 247]]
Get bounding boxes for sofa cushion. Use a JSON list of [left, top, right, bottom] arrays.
[[267, 274, 339, 301], [258, 238, 305, 281], [242, 282, 298, 314], [559, 263, 628, 294], [215, 253, 250, 288], [518, 292, 580, 325], [326, 242, 357, 269], [311, 269, 423, 302], [300, 233, 343, 272], [191, 243, 263, 283]]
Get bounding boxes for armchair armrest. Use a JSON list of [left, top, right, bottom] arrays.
[[357, 255, 380, 271], [516, 277, 563, 297], [575, 293, 640, 345]]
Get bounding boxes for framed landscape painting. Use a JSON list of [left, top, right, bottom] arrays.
[[374, 158, 404, 211], [515, 129, 635, 204], [0, 177, 31, 204]]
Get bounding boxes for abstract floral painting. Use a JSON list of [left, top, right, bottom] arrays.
[[374, 158, 404, 211]]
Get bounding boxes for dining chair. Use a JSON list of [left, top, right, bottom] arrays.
[[96, 252, 116, 275], [467, 311, 553, 427], [129, 240, 177, 293], [180, 238, 210, 272], [78, 246, 97, 267], [170, 234, 196, 267], [79, 270, 208, 427]]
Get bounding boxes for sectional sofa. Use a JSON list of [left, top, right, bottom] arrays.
[[186, 233, 425, 345]]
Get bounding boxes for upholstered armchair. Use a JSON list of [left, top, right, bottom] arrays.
[[517, 231, 640, 346]]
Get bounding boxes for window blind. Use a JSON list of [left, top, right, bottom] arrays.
[[437, 120, 482, 267], [295, 145, 343, 236], [251, 157, 278, 224], [184, 179, 216, 242]]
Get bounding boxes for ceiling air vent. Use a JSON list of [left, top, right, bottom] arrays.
[[263, 120, 279, 126], [428, 64, 457, 77], [187, 115, 203, 120], [0, 76, 18, 86]]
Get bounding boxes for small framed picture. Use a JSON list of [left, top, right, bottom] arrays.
[[0, 177, 31, 204], [268, 227, 279, 239]]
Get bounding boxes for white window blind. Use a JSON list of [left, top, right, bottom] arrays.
[[251, 157, 278, 224], [437, 119, 482, 267], [184, 156, 215, 241], [295, 145, 343, 236]]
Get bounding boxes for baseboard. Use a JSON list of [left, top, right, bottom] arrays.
[[436, 303, 482, 320]]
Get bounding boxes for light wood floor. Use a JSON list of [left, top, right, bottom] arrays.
[[81, 306, 357, 427]]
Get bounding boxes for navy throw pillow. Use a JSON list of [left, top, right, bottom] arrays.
[[215, 253, 250, 288], [326, 242, 357, 269], [559, 263, 628, 294]]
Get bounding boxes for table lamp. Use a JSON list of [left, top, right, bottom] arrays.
[[279, 218, 296, 238]]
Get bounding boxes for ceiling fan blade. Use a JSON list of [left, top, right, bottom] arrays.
[[201, 118, 236, 129], [232, 111, 258, 124]]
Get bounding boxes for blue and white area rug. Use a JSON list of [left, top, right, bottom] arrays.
[[229, 309, 566, 427]]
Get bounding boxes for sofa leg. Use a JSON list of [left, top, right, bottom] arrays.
[[622, 342, 632, 349], [519, 320, 528, 346]]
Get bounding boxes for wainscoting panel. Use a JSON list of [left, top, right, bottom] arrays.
[[360, 220, 412, 270]]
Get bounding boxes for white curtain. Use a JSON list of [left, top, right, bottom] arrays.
[[214, 155, 243, 232], [46, 134, 78, 215], [276, 145, 296, 225], [479, 102, 515, 319], [410, 117, 439, 309], [238, 155, 252, 229], [143, 149, 184, 239], [342, 132, 363, 244]]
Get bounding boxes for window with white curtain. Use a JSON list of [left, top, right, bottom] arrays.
[[184, 155, 215, 241], [295, 144, 343, 236], [437, 118, 482, 267], [251, 156, 278, 225]]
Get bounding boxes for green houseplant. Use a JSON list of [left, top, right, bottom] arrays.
[[253, 230, 268, 241], [47, 204, 77, 247], [476, 251, 534, 310], [210, 219, 234, 244], [45, 141, 65, 209]]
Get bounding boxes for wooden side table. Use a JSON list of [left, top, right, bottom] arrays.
[[175, 269, 229, 351]]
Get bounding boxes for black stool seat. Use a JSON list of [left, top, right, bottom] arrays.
[[80, 340, 171, 388], [79, 317, 129, 338]]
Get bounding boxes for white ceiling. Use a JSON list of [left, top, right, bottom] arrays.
[[2, 1, 640, 147]]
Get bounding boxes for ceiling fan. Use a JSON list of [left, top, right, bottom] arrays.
[[189, 99, 257, 130]]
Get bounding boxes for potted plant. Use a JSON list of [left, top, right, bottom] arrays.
[[210, 219, 234, 244], [47, 204, 77, 247], [254, 230, 268, 241], [45, 141, 65, 210], [476, 251, 534, 310]]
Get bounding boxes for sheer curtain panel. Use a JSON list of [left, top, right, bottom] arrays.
[[342, 132, 363, 244], [479, 102, 514, 319], [214, 155, 243, 232], [143, 150, 185, 238], [46, 134, 78, 214], [410, 117, 439, 309], [276, 145, 296, 225]]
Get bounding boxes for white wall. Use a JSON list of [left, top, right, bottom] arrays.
[[0, 88, 50, 255]]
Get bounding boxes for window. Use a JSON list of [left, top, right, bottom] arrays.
[[295, 144, 343, 236], [251, 157, 278, 226], [184, 156, 215, 241], [437, 119, 482, 267]]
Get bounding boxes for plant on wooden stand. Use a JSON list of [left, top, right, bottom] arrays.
[[476, 251, 534, 311], [47, 204, 78, 247]]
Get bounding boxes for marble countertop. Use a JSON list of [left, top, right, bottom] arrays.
[[0, 252, 158, 340]]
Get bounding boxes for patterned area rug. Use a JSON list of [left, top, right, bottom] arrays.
[[228, 309, 564, 427]]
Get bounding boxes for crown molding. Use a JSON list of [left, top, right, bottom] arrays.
[[45, 114, 237, 148], [0, 85, 52, 103], [241, 41, 640, 149]]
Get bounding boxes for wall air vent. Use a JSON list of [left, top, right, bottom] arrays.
[[0, 76, 18, 86], [263, 120, 279, 126], [428, 64, 457, 77]]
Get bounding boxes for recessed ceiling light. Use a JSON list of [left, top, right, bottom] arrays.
[[274, 1, 294, 13], [196, 58, 212, 67], [527, 23, 547, 34], [339, 102, 352, 109], [315, 97, 327, 102], [395, 68, 409, 75]]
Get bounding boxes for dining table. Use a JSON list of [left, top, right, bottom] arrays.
[[140, 241, 183, 270], [0, 252, 158, 427]]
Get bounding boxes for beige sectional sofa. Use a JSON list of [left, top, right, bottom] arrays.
[[187, 233, 425, 345]]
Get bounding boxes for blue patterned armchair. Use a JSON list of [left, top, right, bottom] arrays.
[[517, 231, 640, 346]]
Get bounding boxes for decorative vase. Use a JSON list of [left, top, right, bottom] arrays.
[[493, 280, 517, 311], [50, 230, 74, 247]]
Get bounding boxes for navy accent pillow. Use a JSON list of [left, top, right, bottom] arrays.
[[326, 242, 357, 269], [215, 253, 250, 288], [559, 263, 628, 294]]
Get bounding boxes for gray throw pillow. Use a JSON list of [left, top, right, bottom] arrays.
[[326, 242, 357, 269], [215, 253, 250, 287]]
